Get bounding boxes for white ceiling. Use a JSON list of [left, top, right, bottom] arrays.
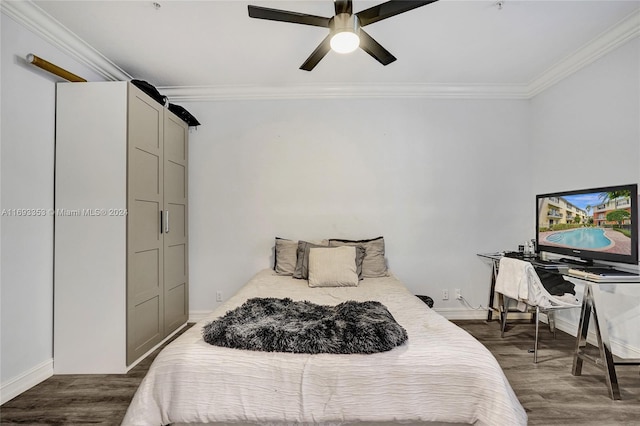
[[20, 0, 640, 96]]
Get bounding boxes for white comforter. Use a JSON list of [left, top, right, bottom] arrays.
[[123, 270, 527, 426]]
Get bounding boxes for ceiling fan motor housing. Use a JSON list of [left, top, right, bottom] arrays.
[[331, 13, 360, 36]]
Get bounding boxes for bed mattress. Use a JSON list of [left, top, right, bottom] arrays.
[[123, 269, 527, 425]]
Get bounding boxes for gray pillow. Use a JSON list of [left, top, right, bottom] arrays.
[[274, 237, 298, 275], [293, 241, 326, 280], [329, 236, 387, 278], [353, 245, 365, 279]]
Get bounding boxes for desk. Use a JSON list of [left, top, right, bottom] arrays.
[[571, 279, 640, 400], [478, 252, 640, 400]]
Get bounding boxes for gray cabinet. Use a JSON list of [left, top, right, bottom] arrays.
[[54, 81, 188, 373]]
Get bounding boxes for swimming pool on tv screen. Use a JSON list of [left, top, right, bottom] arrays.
[[546, 228, 612, 249]]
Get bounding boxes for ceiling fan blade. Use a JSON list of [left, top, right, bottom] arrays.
[[356, 0, 438, 27], [300, 35, 332, 71], [248, 5, 331, 27], [334, 0, 353, 15], [358, 29, 396, 66]]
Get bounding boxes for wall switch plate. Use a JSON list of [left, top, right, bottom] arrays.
[[442, 289, 449, 300], [216, 291, 223, 302]]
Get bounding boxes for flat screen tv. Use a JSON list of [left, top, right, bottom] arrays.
[[536, 183, 638, 265]]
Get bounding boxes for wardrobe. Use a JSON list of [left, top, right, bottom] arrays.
[[54, 81, 189, 373]]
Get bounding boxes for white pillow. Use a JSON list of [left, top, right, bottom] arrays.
[[308, 246, 359, 287]]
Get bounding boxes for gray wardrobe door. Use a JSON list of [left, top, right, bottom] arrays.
[[163, 110, 189, 334], [127, 86, 165, 365]]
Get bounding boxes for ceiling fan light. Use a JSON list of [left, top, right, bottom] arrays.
[[330, 31, 360, 54]]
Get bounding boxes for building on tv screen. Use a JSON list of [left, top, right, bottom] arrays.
[[538, 190, 633, 256]]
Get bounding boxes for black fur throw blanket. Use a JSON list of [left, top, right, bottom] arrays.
[[202, 297, 408, 354]]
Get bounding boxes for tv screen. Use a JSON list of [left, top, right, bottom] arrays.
[[536, 183, 638, 265]]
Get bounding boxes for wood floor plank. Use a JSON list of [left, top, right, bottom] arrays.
[[1, 320, 638, 425]]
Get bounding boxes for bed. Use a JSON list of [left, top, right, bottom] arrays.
[[123, 257, 527, 426]]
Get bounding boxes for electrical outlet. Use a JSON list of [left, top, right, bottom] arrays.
[[455, 289, 462, 300], [216, 291, 223, 302], [442, 289, 449, 300]]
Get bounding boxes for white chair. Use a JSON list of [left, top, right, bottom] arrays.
[[494, 257, 581, 363]]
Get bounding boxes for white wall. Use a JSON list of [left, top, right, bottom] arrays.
[[0, 13, 105, 402], [183, 97, 531, 317], [530, 38, 639, 193], [530, 37, 640, 356]]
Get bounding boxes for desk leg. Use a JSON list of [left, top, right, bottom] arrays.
[[571, 284, 621, 400], [571, 285, 592, 376], [591, 291, 621, 400], [487, 260, 498, 321]]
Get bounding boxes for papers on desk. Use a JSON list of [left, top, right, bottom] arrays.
[[530, 259, 566, 269], [567, 268, 640, 282]]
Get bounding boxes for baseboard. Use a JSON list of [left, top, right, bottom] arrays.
[[554, 316, 640, 359], [1, 323, 192, 404], [0, 358, 53, 405], [433, 307, 488, 320], [433, 305, 534, 320], [125, 322, 190, 373]]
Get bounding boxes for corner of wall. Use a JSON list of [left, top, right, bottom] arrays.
[[0, 359, 53, 405]]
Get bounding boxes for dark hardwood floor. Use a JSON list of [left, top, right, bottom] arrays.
[[1, 320, 638, 425], [455, 320, 640, 426], [0, 325, 193, 425]]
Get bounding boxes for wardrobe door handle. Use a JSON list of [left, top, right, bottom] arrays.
[[165, 210, 170, 234], [160, 210, 164, 234]]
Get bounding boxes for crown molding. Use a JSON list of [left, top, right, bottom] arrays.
[[0, 0, 131, 81], [4, 1, 638, 101], [161, 8, 639, 102], [526, 8, 640, 97], [159, 83, 530, 102]]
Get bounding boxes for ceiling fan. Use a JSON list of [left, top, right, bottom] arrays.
[[248, 0, 439, 71]]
